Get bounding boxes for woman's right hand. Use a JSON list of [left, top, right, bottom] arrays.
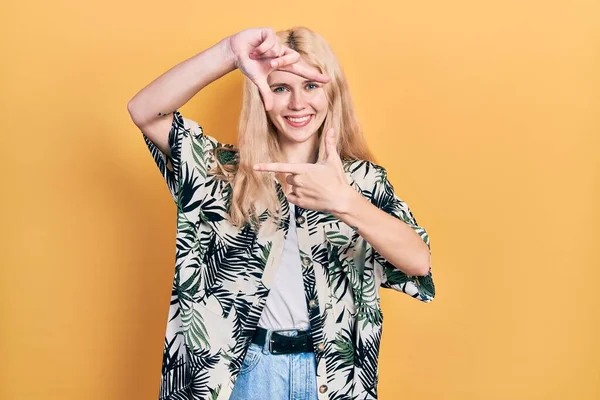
[[227, 28, 330, 111]]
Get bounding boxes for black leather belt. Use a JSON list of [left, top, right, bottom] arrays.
[[251, 327, 314, 354]]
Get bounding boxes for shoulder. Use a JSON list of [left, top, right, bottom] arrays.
[[173, 111, 236, 159], [175, 112, 238, 167], [342, 159, 388, 186]]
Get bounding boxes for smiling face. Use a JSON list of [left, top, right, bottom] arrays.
[[266, 62, 329, 149]]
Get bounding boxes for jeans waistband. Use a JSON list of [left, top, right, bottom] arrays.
[[251, 327, 313, 354]]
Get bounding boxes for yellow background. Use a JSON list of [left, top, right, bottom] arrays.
[[1, 0, 598, 399]]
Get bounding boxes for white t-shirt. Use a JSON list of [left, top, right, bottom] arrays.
[[258, 204, 310, 330]]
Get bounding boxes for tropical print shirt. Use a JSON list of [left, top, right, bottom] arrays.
[[142, 111, 435, 400]]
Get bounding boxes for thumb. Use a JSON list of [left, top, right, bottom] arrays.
[[255, 77, 273, 111], [238, 56, 274, 111], [325, 128, 341, 163]]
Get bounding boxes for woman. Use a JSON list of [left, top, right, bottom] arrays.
[[128, 26, 435, 400]]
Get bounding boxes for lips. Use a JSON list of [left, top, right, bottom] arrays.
[[284, 115, 313, 128]]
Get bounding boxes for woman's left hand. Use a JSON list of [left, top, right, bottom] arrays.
[[253, 128, 354, 213]]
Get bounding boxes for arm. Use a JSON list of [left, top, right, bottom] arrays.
[[253, 128, 430, 277], [333, 187, 431, 277], [127, 28, 330, 157], [127, 38, 236, 156]]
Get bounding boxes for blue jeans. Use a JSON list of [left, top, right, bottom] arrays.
[[230, 330, 319, 400]]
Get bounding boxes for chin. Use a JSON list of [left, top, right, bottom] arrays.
[[283, 129, 319, 143]]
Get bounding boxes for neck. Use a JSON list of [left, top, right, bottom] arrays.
[[279, 137, 319, 164]]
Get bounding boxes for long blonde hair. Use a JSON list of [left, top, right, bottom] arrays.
[[214, 27, 375, 231]]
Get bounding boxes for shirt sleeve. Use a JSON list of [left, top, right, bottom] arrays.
[[370, 165, 435, 302], [141, 110, 214, 204]]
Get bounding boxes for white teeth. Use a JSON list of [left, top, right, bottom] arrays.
[[286, 116, 311, 123]]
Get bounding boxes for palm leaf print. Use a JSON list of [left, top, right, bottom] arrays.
[[142, 112, 436, 399], [181, 306, 210, 350], [191, 138, 209, 180], [326, 248, 351, 300], [356, 326, 382, 398], [178, 164, 203, 213], [176, 216, 198, 258], [175, 267, 201, 309], [200, 197, 226, 223], [356, 270, 383, 328], [325, 229, 351, 246], [332, 328, 354, 369]]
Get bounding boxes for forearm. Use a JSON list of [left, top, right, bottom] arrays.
[[333, 188, 431, 276], [127, 37, 236, 126]]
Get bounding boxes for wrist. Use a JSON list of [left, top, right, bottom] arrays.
[[219, 36, 238, 71], [331, 186, 361, 217]]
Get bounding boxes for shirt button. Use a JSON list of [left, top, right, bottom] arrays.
[[296, 215, 305, 225], [308, 299, 318, 309], [301, 256, 312, 267], [319, 385, 328, 393], [317, 342, 325, 352]]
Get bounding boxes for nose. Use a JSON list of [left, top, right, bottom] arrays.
[[288, 90, 307, 111]]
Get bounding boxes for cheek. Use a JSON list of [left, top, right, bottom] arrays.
[[266, 108, 283, 125], [312, 91, 329, 113], [267, 98, 287, 119]]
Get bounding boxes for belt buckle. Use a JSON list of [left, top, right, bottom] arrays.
[[263, 328, 300, 354]]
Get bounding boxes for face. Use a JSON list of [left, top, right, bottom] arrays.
[[266, 62, 329, 147]]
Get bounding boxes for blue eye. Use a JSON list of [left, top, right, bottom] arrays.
[[273, 87, 286, 93], [306, 83, 318, 90]]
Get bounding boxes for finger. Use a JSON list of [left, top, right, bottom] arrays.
[[251, 41, 277, 59], [270, 49, 301, 69], [253, 77, 274, 111], [254, 43, 282, 59], [266, 43, 285, 59], [325, 128, 339, 160], [286, 192, 299, 205], [283, 62, 330, 83], [285, 173, 302, 187], [250, 30, 277, 57], [254, 162, 306, 174]]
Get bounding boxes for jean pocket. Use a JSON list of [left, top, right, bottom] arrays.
[[238, 344, 262, 375]]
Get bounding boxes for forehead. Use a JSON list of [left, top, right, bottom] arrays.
[[267, 60, 321, 84]]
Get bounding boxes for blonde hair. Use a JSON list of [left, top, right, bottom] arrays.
[[214, 27, 375, 231]]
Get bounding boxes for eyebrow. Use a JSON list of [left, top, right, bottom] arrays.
[[269, 80, 318, 88]]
